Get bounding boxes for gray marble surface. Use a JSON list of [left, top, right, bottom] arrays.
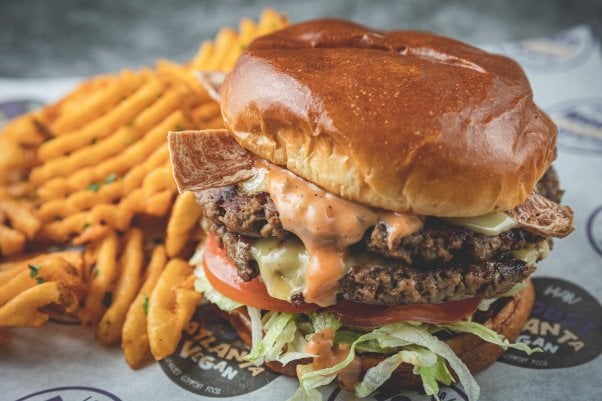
[[1, 0, 601, 78]]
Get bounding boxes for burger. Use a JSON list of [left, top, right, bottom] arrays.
[[168, 19, 574, 401]]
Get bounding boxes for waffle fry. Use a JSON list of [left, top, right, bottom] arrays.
[[122, 245, 167, 368], [147, 258, 201, 360], [0, 8, 288, 371], [166, 192, 202, 257], [97, 229, 144, 345], [0, 282, 78, 328], [80, 230, 120, 326]]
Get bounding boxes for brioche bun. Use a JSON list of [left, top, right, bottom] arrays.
[[216, 279, 535, 388], [220, 20, 556, 217]]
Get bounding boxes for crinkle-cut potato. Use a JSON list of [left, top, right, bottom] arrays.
[[0, 8, 288, 369]]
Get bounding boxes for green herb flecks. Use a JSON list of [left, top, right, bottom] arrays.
[[28, 264, 41, 278]]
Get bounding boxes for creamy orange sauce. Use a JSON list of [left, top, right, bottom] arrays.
[[305, 328, 343, 369], [380, 212, 424, 250], [257, 160, 423, 306], [304, 328, 361, 389], [337, 356, 361, 391]]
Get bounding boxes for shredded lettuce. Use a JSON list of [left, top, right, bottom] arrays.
[[193, 253, 536, 401], [355, 346, 438, 397], [309, 311, 341, 334], [193, 269, 242, 311], [245, 309, 314, 367], [247, 306, 264, 364], [438, 320, 542, 354]]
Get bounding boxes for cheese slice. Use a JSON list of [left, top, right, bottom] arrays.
[[251, 237, 309, 301], [445, 212, 519, 236]]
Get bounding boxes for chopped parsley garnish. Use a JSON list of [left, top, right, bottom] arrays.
[[87, 182, 101, 192], [36, 277, 45, 285], [175, 124, 184, 131], [104, 173, 118, 184], [28, 264, 41, 278], [82, 223, 91, 230], [142, 293, 149, 316]]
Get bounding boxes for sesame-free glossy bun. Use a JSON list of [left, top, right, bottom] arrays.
[[220, 19, 557, 216]]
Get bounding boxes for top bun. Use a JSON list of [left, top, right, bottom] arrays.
[[220, 19, 557, 217]]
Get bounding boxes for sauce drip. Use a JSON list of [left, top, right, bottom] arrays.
[[258, 160, 422, 306], [304, 328, 361, 389], [305, 328, 343, 369]]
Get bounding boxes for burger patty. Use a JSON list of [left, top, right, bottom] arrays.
[[197, 167, 559, 266], [340, 253, 534, 305], [211, 223, 541, 304], [196, 167, 560, 304]]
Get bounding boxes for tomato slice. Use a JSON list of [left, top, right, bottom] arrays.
[[203, 232, 480, 324], [203, 232, 319, 313], [329, 298, 481, 327]]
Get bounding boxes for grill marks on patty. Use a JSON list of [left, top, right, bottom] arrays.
[[196, 167, 561, 305]]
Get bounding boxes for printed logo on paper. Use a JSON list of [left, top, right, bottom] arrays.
[[587, 206, 602, 257], [501, 277, 602, 369], [549, 98, 602, 155], [159, 304, 279, 397], [327, 382, 468, 401], [0, 99, 44, 128], [15, 386, 121, 401], [502, 27, 594, 71]]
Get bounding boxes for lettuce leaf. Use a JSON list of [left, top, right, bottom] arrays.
[[193, 269, 242, 311], [246, 309, 314, 367], [309, 311, 341, 334], [355, 346, 438, 397], [439, 320, 542, 354]]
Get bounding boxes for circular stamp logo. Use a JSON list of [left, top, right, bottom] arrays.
[[501, 277, 602, 369], [0, 99, 44, 128], [15, 386, 121, 401], [326, 380, 468, 401], [587, 206, 602, 256], [502, 27, 594, 71], [548, 98, 602, 155], [159, 304, 279, 397]]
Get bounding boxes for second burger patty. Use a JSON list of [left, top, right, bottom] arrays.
[[197, 168, 561, 305]]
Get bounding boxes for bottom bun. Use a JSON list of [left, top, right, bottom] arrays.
[[215, 279, 535, 388]]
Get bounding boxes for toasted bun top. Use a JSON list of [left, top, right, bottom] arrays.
[[220, 19, 557, 216]]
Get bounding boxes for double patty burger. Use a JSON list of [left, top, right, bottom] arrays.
[[168, 19, 574, 401]]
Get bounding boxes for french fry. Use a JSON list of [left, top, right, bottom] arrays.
[[36, 78, 165, 163], [0, 113, 47, 146], [38, 109, 186, 200], [147, 258, 201, 360], [205, 28, 237, 71], [0, 197, 41, 239], [0, 137, 28, 181], [97, 229, 144, 345], [122, 245, 167, 368], [166, 192, 202, 257], [144, 189, 175, 217], [72, 224, 110, 246], [80, 230, 119, 326], [0, 255, 85, 307], [49, 70, 145, 135], [0, 282, 78, 327], [0, 225, 25, 256], [31, 84, 188, 184], [0, 250, 83, 272], [38, 145, 168, 221]]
